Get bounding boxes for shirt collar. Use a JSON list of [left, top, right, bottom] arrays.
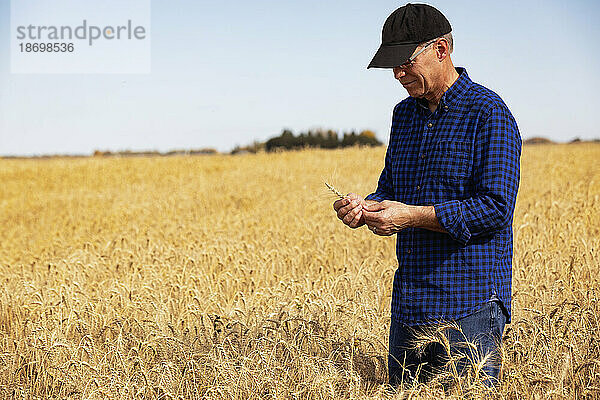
[[440, 67, 471, 109], [414, 67, 472, 112]]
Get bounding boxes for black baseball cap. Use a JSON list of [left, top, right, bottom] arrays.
[[368, 3, 452, 69]]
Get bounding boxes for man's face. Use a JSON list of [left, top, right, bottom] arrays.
[[393, 41, 441, 98]]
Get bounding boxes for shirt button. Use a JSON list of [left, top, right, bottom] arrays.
[[420, 153, 426, 159], [416, 185, 421, 191], [427, 122, 433, 128], [444, 105, 449, 111], [407, 249, 412, 254]]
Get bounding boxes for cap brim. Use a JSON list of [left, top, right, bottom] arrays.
[[367, 43, 419, 69]]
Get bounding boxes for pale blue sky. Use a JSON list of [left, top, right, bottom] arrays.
[[1, 0, 599, 156]]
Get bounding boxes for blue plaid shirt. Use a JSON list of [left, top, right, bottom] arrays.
[[366, 68, 521, 325]]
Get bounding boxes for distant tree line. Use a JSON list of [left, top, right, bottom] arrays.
[[265, 129, 381, 152], [232, 128, 382, 154]]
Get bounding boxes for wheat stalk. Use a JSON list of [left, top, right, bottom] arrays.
[[324, 182, 345, 200]]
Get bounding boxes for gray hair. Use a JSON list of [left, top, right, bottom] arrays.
[[421, 32, 454, 54]]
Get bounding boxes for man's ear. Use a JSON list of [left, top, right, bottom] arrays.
[[436, 39, 450, 61]]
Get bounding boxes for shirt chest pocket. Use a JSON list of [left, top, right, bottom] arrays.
[[427, 139, 472, 181]]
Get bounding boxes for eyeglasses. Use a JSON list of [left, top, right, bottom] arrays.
[[397, 38, 438, 70]]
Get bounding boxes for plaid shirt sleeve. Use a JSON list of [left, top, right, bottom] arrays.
[[434, 105, 522, 246]]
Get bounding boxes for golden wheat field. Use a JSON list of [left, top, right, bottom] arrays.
[[0, 143, 599, 399]]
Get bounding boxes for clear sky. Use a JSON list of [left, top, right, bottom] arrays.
[[1, 0, 599, 156]]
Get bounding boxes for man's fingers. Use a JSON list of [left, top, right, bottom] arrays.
[[334, 198, 350, 216], [333, 194, 368, 229], [333, 198, 349, 212], [337, 200, 360, 220], [337, 203, 349, 219], [349, 210, 363, 228], [342, 204, 362, 225], [363, 202, 385, 212], [346, 193, 367, 208]]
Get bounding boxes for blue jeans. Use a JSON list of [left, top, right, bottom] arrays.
[[388, 300, 506, 387]]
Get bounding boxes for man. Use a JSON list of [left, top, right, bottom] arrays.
[[333, 3, 521, 387]]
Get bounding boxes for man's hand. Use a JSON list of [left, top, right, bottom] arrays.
[[362, 200, 414, 236], [333, 193, 367, 229]]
